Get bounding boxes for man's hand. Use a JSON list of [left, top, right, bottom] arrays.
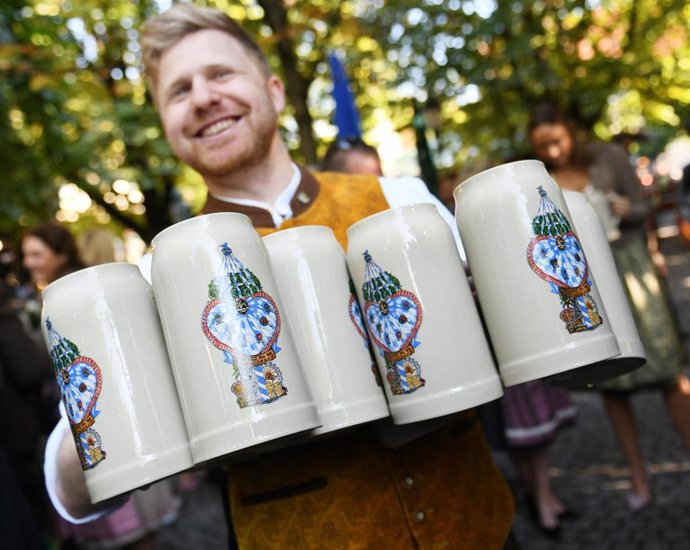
[[48, 418, 132, 523], [55, 432, 93, 519]]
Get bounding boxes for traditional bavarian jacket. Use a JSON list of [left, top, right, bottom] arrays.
[[202, 168, 515, 550]]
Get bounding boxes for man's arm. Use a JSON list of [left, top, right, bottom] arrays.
[[54, 425, 92, 519], [44, 412, 128, 523]]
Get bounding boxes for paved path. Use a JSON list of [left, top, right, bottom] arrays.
[[154, 222, 690, 550]]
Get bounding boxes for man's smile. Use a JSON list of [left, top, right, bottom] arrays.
[[195, 116, 241, 138]]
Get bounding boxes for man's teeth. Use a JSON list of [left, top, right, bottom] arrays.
[[200, 119, 236, 137]]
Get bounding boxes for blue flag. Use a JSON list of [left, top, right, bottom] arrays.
[[328, 52, 362, 141]]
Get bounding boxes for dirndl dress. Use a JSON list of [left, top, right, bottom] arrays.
[[597, 235, 685, 392], [502, 381, 576, 448], [57, 480, 181, 549]]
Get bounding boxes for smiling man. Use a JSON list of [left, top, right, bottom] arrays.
[[152, 27, 291, 203], [46, 5, 515, 549]]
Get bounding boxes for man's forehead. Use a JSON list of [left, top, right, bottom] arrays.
[[158, 29, 252, 80]]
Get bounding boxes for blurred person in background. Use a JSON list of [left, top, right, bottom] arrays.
[[678, 118, 690, 247], [20, 223, 86, 332], [500, 382, 576, 537], [1, 281, 53, 550], [528, 103, 690, 511], [22, 223, 85, 292], [321, 137, 384, 176], [76, 229, 116, 267]]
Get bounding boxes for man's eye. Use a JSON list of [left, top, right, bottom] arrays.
[[170, 85, 190, 100], [214, 70, 231, 80]]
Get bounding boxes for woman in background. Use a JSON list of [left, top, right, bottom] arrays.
[[501, 382, 576, 536], [22, 223, 85, 292], [528, 103, 690, 511]]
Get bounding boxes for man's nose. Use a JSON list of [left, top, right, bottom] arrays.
[[191, 78, 219, 111]]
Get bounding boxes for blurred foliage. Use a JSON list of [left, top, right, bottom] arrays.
[[365, 0, 690, 170], [1, 0, 689, 240], [1, 0, 180, 242]]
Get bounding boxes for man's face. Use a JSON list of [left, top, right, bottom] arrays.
[[529, 123, 573, 169], [155, 30, 285, 179]]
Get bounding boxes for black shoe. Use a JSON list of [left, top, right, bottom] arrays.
[[525, 496, 562, 540], [537, 522, 562, 540], [558, 506, 580, 520]]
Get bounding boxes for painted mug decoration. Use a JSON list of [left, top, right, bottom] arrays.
[[202, 242, 287, 408], [360, 250, 425, 395], [45, 318, 106, 470], [526, 186, 603, 334], [347, 278, 382, 387]]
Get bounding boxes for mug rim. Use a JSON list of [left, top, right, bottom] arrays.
[[454, 159, 546, 198], [346, 202, 437, 236], [262, 225, 335, 244], [151, 212, 253, 248]]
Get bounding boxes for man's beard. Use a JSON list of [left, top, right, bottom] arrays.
[[191, 117, 277, 179]]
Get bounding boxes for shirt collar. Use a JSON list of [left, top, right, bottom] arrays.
[[202, 164, 320, 227], [208, 163, 301, 227]]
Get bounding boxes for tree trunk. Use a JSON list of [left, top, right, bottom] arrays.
[[258, 0, 318, 166]]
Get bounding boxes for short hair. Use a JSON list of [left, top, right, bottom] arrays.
[[140, 4, 271, 93], [321, 138, 380, 172]]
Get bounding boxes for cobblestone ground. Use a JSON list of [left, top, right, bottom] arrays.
[[155, 475, 228, 549], [154, 220, 690, 550]]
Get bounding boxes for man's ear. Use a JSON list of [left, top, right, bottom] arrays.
[[266, 75, 286, 114]]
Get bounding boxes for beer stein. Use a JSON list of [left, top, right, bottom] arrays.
[[151, 213, 319, 464], [347, 204, 503, 424], [454, 160, 620, 386], [549, 190, 646, 386], [41, 263, 193, 503], [263, 226, 389, 435]]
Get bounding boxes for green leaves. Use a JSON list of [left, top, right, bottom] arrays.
[[2, 0, 688, 242]]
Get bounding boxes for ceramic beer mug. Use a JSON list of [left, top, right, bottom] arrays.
[[151, 213, 319, 463], [263, 226, 389, 435], [548, 190, 646, 386], [454, 160, 620, 386], [346, 204, 503, 424], [41, 263, 193, 503]]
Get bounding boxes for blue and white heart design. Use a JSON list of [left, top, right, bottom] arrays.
[[202, 291, 280, 357], [527, 233, 588, 289], [58, 356, 102, 426], [348, 295, 368, 340], [364, 290, 422, 353]]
